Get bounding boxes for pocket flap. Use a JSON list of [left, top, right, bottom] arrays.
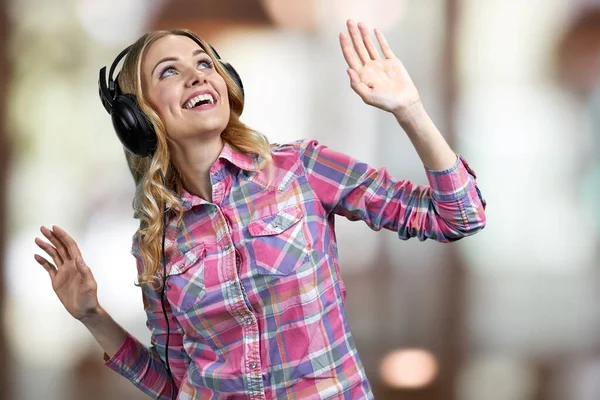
[[168, 244, 205, 276], [248, 205, 303, 237]]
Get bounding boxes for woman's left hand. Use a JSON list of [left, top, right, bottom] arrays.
[[340, 20, 421, 116]]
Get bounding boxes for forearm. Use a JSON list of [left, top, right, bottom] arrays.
[[80, 307, 127, 358], [394, 101, 457, 171], [92, 308, 180, 399]]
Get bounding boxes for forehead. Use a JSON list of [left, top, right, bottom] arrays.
[[142, 35, 204, 72]]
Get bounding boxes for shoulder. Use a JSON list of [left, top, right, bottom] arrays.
[[266, 138, 327, 174], [269, 138, 323, 162], [270, 139, 356, 170], [245, 139, 316, 190]]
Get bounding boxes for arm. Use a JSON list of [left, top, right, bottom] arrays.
[[35, 226, 128, 357], [393, 102, 457, 171], [33, 226, 182, 399], [340, 19, 458, 171], [300, 140, 485, 242], [81, 307, 127, 359], [298, 20, 485, 241], [103, 243, 188, 399]]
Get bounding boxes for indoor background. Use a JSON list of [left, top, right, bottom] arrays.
[[1, 0, 599, 399]]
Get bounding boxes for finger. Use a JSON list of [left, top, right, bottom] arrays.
[[35, 237, 64, 266], [357, 22, 381, 60], [347, 20, 371, 64], [34, 254, 57, 278], [52, 225, 82, 261], [75, 257, 94, 282], [339, 32, 362, 71], [41, 226, 71, 262], [375, 28, 396, 59], [347, 69, 371, 103]]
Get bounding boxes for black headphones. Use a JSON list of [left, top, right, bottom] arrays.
[[98, 35, 244, 158]]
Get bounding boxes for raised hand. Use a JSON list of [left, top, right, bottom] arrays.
[[339, 19, 421, 116], [34, 225, 101, 322]]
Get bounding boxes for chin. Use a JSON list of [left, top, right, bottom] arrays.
[[193, 110, 229, 129], [203, 117, 229, 134], [189, 121, 229, 138], [168, 109, 230, 139]]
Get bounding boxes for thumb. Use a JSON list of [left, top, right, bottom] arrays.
[[75, 257, 93, 280], [347, 68, 370, 101]]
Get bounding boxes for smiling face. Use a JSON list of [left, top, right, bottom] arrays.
[[140, 34, 230, 145]]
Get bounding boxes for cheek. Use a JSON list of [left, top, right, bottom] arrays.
[[149, 89, 179, 118], [215, 75, 229, 103], [220, 86, 231, 112], [222, 91, 230, 111]]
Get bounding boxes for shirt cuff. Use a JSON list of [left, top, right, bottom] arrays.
[[103, 333, 143, 376], [424, 155, 477, 202]]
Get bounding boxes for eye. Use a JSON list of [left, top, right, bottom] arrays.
[[160, 65, 177, 79], [198, 59, 213, 70]]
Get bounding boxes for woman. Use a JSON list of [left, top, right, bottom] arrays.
[[34, 20, 486, 400]]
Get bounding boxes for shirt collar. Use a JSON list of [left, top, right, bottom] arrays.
[[179, 142, 262, 211], [218, 141, 262, 173]]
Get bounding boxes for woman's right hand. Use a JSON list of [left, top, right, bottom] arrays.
[[34, 225, 102, 322]]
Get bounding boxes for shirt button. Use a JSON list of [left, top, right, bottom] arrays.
[[224, 243, 232, 251], [249, 362, 257, 369]]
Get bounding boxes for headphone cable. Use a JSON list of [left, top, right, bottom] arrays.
[[158, 169, 177, 400]]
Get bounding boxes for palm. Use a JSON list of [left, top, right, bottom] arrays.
[[54, 262, 96, 318], [34, 226, 99, 321], [340, 20, 421, 114]]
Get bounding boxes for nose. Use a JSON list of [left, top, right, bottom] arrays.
[[184, 68, 207, 88]]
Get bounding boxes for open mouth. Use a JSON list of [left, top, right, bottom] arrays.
[[184, 93, 216, 110]]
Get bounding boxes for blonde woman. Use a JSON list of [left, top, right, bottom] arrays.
[[34, 20, 486, 400]]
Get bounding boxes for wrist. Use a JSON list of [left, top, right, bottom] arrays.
[[80, 306, 107, 328], [393, 100, 425, 125]]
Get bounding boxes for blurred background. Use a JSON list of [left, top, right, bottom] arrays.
[[1, 0, 600, 399]]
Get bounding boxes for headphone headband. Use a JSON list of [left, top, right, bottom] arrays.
[[98, 45, 132, 114]]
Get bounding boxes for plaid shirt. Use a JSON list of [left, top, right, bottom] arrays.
[[105, 139, 486, 399]]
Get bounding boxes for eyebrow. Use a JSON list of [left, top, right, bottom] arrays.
[[152, 48, 206, 76]]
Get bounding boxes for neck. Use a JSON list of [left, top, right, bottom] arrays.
[[171, 135, 225, 202]]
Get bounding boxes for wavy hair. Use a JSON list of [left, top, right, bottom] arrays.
[[116, 29, 271, 290]]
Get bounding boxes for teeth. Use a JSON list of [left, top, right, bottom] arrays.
[[184, 93, 215, 109]]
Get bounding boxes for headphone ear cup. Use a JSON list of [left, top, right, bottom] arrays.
[[219, 60, 244, 99], [111, 94, 157, 157]]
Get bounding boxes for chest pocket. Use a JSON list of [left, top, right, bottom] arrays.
[[247, 204, 310, 276], [165, 245, 207, 315]]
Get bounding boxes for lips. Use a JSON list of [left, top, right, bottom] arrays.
[[182, 89, 218, 109]]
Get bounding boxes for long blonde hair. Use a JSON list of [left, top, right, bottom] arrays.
[[116, 29, 271, 289]]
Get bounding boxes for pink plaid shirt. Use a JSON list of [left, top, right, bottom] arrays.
[[105, 139, 486, 399]]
